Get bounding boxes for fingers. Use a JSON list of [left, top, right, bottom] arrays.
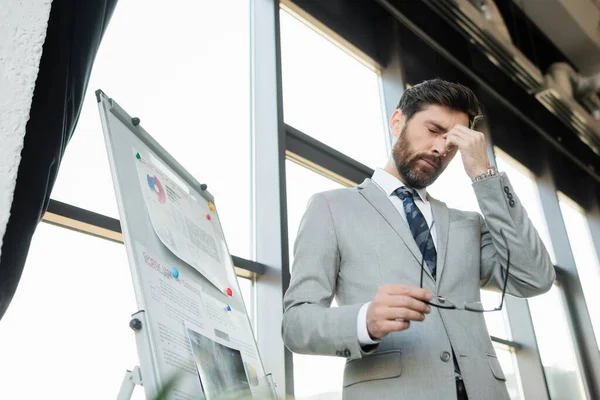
[[386, 295, 432, 314], [369, 285, 435, 339], [444, 132, 461, 152], [379, 284, 433, 301], [446, 126, 485, 147], [451, 124, 472, 134], [452, 124, 481, 136], [445, 125, 490, 177], [445, 130, 468, 152], [381, 306, 427, 322], [378, 320, 411, 334], [445, 128, 486, 159]]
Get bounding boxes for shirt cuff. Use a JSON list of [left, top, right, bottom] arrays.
[[357, 302, 380, 345]]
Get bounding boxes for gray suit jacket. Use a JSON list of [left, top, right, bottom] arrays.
[[282, 173, 555, 400]]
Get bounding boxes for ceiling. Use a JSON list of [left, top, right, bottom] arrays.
[[514, 0, 600, 76]]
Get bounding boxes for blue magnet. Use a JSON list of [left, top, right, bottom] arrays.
[[224, 305, 232, 312], [171, 267, 179, 279]]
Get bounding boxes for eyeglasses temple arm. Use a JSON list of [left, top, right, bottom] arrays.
[[498, 230, 510, 309]]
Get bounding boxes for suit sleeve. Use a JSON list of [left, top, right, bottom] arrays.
[[282, 193, 376, 360], [473, 172, 556, 297]]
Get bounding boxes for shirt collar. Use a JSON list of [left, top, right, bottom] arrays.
[[371, 168, 428, 202]]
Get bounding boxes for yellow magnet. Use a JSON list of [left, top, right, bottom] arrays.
[[208, 201, 215, 212]]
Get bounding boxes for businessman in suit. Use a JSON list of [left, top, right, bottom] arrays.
[[282, 79, 555, 400]]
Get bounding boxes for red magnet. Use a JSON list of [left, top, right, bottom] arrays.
[[226, 288, 233, 297], [206, 214, 211, 220]]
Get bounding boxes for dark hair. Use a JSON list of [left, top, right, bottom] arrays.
[[397, 79, 482, 128]]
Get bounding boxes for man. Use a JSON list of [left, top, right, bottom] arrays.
[[282, 79, 555, 400]]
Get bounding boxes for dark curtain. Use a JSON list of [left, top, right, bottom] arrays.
[[0, 0, 119, 320]]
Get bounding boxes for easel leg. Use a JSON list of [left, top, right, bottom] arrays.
[[117, 366, 143, 400]]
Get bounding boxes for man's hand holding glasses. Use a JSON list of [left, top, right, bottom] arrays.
[[366, 284, 433, 340], [418, 227, 510, 312], [365, 224, 510, 341]]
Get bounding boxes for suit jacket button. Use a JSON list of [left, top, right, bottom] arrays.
[[507, 192, 513, 200], [335, 350, 342, 356], [440, 351, 451, 362], [504, 186, 510, 193], [509, 199, 515, 207], [344, 349, 351, 357]]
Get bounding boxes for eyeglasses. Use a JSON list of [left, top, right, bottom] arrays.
[[419, 224, 510, 312], [469, 115, 484, 130]]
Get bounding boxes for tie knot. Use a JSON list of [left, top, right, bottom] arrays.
[[395, 187, 416, 201]]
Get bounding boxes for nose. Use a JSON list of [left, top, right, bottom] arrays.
[[432, 135, 448, 158]]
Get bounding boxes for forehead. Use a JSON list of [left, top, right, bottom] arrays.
[[412, 104, 470, 129]]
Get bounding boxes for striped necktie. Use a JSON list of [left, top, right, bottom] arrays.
[[394, 187, 436, 279], [396, 187, 463, 375]]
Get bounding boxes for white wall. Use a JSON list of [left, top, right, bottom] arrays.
[[0, 0, 53, 258]]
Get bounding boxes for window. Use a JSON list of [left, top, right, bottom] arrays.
[[559, 193, 600, 348], [286, 160, 345, 399], [494, 148, 570, 399], [494, 150, 586, 399], [280, 8, 388, 169], [494, 344, 524, 400], [528, 284, 587, 399], [238, 276, 255, 330], [0, 224, 143, 399], [50, 0, 253, 258]]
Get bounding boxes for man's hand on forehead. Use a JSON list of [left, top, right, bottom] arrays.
[[444, 124, 490, 178]]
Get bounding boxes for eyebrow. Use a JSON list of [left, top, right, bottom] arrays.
[[424, 120, 448, 132]]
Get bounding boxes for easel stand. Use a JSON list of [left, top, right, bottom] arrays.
[[117, 310, 151, 400], [116, 311, 279, 399], [117, 366, 143, 400]]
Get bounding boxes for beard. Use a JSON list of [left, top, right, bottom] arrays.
[[392, 125, 445, 189]]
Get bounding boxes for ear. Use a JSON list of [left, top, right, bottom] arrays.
[[390, 109, 405, 140]]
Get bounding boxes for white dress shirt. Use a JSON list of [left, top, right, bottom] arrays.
[[357, 168, 436, 345]]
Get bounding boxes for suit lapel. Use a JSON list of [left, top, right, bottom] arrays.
[[358, 179, 435, 283], [429, 196, 449, 291]]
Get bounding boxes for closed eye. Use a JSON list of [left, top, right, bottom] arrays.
[[425, 120, 448, 133]]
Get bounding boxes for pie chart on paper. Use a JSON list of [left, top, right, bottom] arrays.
[[147, 175, 167, 204]]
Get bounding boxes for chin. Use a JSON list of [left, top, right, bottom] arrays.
[[412, 171, 438, 189], [396, 162, 438, 188], [406, 175, 428, 189]]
